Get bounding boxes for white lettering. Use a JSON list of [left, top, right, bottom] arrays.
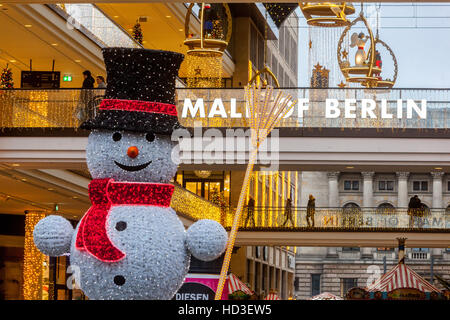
[[326, 99, 340, 118], [182, 98, 205, 118]]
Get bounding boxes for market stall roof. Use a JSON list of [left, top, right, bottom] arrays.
[[366, 263, 441, 293], [311, 292, 343, 300], [264, 293, 281, 300], [228, 273, 253, 295]]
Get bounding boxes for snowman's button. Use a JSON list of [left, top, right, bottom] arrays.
[[114, 275, 126, 286], [116, 221, 127, 231]]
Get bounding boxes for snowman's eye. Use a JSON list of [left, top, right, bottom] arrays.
[[112, 132, 122, 142], [145, 133, 155, 142]]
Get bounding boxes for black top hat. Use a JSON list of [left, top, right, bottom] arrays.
[[81, 48, 184, 135]]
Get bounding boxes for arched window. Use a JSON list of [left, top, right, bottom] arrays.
[[377, 203, 395, 214], [343, 202, 361, 214], [446, 205, 450, 215]]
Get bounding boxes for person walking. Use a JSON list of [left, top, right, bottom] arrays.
[[76, 70, 96, 122], [244, 196, 255, 227], [306, 194, 316, 227], [282, 198, 294, 227], [96, 75, 107, 88]]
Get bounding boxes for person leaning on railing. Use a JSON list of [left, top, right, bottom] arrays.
[[408, 195, 424, 227]]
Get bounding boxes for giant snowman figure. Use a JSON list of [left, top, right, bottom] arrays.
[[33, 48, 228, 299]]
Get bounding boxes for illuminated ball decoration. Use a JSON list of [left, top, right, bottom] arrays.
[[186, 219, 228, 261], [33, 215, 74, 256]]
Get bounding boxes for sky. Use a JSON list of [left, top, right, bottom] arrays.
[[292, 3, 450, 88]]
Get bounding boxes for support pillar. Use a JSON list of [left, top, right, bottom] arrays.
[[327, 172, 340, 207], [396, 172, 410, 209]]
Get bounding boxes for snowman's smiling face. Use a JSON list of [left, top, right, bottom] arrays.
[[86, 129, 179, 183]]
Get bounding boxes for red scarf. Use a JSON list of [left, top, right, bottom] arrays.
[[75, 178, 174, 262]]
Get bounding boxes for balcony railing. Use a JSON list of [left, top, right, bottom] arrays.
[[218, 206, 450, 231], [1, 88, 449, 130]]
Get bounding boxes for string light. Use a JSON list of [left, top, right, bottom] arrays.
[[23, 210, 46, 300], [214, 85, 295, 300]]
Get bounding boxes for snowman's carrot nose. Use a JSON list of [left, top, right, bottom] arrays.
[[127, 146, 139, 158]]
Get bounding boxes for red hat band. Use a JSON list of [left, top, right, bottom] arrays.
[[99, 99, 178, 117]]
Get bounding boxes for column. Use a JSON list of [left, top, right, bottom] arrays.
[[431, 172, 444, 209], [327, 172, 340, 207], [361, 172, 375, 208], [396, 172, 410, 208]]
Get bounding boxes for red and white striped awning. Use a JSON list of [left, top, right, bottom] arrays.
[[311, 292, 343, 300], [264, 293, 281, 300], [228, 273, 254, 295], [366, 263, 441, 293]]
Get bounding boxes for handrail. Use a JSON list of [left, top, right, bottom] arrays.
[[0, 88, 449, 130]]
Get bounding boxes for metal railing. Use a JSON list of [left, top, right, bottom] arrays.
[[219, 206, 450, 231], [1, 88, 449, 130]]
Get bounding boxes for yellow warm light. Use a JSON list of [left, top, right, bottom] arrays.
[[171, 184, 221, 222], [214, 85, 296, 300], [23, 211, 46, 300]]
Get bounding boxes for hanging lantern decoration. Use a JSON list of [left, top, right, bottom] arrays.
[[183, 3, 232, 88], [337, 12, 397, 88], [299, 2, 355, 27], [184, 3, 232, 57]]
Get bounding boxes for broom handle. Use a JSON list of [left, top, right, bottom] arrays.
[[214, 148, 258, 300]]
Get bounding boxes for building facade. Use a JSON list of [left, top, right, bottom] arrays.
[[295, 171, 450, 300]]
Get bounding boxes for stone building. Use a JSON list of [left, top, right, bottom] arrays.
[[295, 171, 450, 299]]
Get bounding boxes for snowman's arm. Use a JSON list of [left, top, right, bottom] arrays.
[[33, 215, 74, 256], [186, 219, 228, 262]]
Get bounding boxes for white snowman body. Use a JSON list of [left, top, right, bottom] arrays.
[[33, 129, 228, 300], [70, 206, 190, 300]]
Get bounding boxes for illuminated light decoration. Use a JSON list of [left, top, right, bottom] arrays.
[[23, 210, 46, 300], [81, 49, 184, 135], [75, 178, 174, 262], [299, 2, 355, 27], [194, 170, 212, 178], [171, 184, 222, 222], [215, 85, 296, 300], [33, 47, 227, 300], [337, 10, 397, 88], [99, 99, 178, 116], [183, 3, 232, 88]]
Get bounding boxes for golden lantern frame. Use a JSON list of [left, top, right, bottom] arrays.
[[366, 37, 398, 88], [299, 2, 355, 27], [337, 13, 398, 88], [184, 3, 232, 57], [337, 13, 378, 87], [248, 66, 280, 88]]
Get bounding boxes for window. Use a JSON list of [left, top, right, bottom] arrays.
[[342, 247, 360, 252], [379, 180, 394, 191], [377, 203, 395, 214], [311, 274, 321, 297], [340, 278, 358, 297], [413, 181, 428, 191], [344, 180, 360, 191], [448, 181, 450, 191]]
